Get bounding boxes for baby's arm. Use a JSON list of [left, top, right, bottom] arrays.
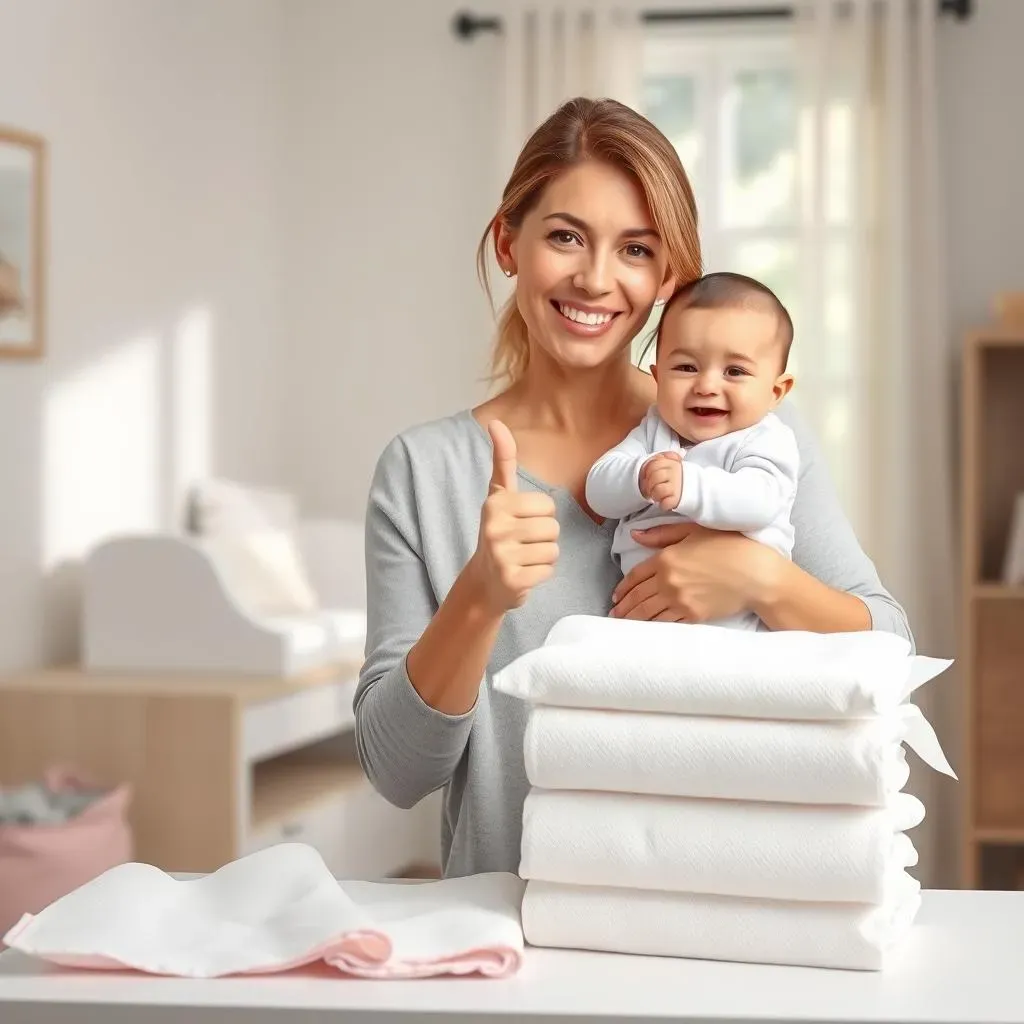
[[676, 420, 799, 531], [585, 420, 661, 520]]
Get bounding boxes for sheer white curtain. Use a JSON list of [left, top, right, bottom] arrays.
[[792, 0, 957, 886], [498, 3, 644, 181], [491, 3, 644, 312]]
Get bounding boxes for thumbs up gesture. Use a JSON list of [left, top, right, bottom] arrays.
[[470, 420, 560, 613]]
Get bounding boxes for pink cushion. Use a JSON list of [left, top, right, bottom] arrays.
[[0, 769, 133, 942]]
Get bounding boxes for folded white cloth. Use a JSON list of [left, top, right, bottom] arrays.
[[524, 703, 954, 805], [494, 614, 952, 720], [521, 875, 922, 971], [520, 788, 923, 904], [2, 844, 525, 979]]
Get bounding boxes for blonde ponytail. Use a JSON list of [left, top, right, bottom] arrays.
[[491, 298, 530, 385]]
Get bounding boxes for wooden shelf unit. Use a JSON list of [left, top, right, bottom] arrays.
[[961, 328, 1024, 889], [0, 661, 440, 879]]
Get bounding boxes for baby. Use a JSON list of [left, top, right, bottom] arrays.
[[585, 271, 799, 631]]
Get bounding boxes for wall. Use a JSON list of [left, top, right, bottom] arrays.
[[939, 0, 1024, 343], [279, 0, 501, 521], [279, 0, 1024, 516], [0, 0, 285, 670]]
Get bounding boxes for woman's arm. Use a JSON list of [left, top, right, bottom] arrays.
[[612, 405, 913, 645], [770, 402, 913, 643], [749, 550, 873, 632], [354, 437, 495, 810]]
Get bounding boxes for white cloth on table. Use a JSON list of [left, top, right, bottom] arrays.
[[524, 702, 954, 804], [524, 705, 917, 805], [2, 844, 525, 979], [519, 788, 924, 904], [494, 614, 952, 720], [521, 874, 922, 972]]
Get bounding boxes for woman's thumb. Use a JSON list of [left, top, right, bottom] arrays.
[[488, 420, 518, 494]]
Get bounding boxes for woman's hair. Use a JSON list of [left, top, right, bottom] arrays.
[[477, 97, 702, 386]]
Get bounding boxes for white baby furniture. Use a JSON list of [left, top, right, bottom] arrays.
[[0, 479, 440, 879]]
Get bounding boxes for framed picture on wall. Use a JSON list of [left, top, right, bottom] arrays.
[[0, 125, 46, 360]]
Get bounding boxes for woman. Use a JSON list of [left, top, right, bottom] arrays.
[[354, 97, 911, 879]]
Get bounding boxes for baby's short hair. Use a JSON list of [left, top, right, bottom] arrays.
[[654, 271, 794, 371]]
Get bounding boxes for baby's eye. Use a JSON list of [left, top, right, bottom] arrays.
[[725, 366, 749, 377], [673, 363, 698, 373]]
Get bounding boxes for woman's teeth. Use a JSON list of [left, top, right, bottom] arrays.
[[558, 303, 614, 326]]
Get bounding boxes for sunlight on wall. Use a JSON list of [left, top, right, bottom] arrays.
[[41, 308, 214, 571], [42, 337, 161, 570], [171, 307, 213, 509]]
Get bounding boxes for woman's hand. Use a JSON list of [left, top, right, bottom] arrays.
[[610, 522, 779, 622], [467, 420, 560, 614]]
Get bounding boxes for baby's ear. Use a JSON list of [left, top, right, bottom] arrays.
[[772, 373, 795, 405], [650, 362, 660, 383]]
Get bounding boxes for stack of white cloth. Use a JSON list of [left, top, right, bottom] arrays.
[[492, 615, 957, 972]]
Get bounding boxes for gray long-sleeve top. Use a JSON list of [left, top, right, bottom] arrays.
[[353, 405, 913, 878]]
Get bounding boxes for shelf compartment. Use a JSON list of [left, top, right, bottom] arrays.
[[974, 599, 1024, 830]]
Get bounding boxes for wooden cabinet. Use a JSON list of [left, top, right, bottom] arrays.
[[0, 662, 440, 878], [961, 327, 1024, 888]]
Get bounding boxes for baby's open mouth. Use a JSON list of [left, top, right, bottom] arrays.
[[690, 407, 727, 418]]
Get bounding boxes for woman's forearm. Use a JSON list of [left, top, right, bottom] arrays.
[[752, 553, 872, 633], [405, 557, 505, 715]]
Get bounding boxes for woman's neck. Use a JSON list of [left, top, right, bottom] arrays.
[[505, 350, 651, 435]]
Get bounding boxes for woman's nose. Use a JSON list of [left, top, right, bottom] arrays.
[[573, 255, 612, 296]]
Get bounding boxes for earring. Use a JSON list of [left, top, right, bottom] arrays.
[[654, 297, 665, 306], [503, 268, 513, 278]]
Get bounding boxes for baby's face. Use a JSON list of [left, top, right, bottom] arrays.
[[653, 305, 793, 443]]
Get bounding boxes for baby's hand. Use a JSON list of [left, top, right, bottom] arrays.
[[640, 452, 683, 510]]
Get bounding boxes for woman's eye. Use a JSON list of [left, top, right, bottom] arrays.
[[550, 230, 579, 246], [625, 243, 653, 258]]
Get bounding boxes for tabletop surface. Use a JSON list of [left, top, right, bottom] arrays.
[[1, 889, 1021, 1024], [0, 659, 362, 705]]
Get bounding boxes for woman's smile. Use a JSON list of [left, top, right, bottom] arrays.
[[550, 300, 622, 337]]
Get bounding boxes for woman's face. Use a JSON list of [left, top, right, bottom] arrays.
[[497, 160, 675, 373]]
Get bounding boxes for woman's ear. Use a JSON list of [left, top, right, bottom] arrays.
[[656, 275, 676, 305], [493, 218, 517, 277]]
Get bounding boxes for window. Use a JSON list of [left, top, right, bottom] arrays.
[[639, 25, 863, 522]]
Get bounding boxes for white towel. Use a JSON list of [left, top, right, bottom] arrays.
[[494, 614, 952, 720], [2, 844, 525, 979], [520, 789, 924, 904], [521, 876, 922, 972], [524, 704, 955, 805]]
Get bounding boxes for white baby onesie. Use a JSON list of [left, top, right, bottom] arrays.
[[585, 405, 799, 631]]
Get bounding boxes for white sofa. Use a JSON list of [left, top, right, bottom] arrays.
[[82, 481, 368, 676]]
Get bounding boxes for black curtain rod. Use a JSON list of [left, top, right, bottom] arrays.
[[452, 0, 972, 40]]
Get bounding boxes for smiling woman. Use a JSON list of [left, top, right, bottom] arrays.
[[478, 100, 700, 386], [353, 97, 913, 881]]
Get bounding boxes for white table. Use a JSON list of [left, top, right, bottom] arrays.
[[0, 890, 1021, 1024]]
